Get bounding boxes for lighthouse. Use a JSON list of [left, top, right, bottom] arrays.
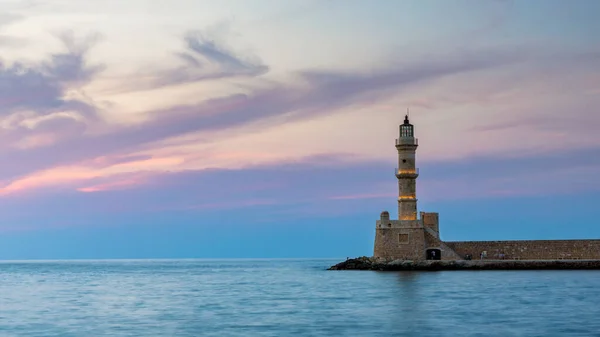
[[366, 112, 600, 263], [373, 112, 435, 261], [396, 114, 419, 221]]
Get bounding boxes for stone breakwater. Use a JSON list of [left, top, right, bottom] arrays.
[[328, 257, 600, 271]]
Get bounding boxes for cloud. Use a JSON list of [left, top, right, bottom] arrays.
[[0, 154, 185, 196], [0, 63, 62, 112], [0, 37, 532, 190], [77, 176, 146, 193], [0, 31, 102, 118], [295, 46, 523, 105], [0, 13, 26, 47], [160, 29, 269, 84], [0, 32, 106, 175], [3, 145, 600, 232], [111, 26, 269, 92], [0, 21, 599, 200], [0, 155, 393, 228], [45, 31, 105, 86]]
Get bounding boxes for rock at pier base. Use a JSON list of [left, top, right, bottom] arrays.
[[328, 257, 600, 271]]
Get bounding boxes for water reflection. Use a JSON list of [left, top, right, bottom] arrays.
[[390, 272, 429, 335]]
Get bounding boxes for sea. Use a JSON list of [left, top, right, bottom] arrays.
[[0, 259, 598, 337]]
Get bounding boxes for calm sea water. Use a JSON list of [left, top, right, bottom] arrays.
[[0, 259, 599, 336]]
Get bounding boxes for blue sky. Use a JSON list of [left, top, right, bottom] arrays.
[[0, 0, 598, 259]]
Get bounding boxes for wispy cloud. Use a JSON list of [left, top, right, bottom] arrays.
[[1, 143, 600, 232], [0, 30, 540, 195], [118, 27, 269, 92], [77, 176, 146, 193], [0, 2, 597, 213]]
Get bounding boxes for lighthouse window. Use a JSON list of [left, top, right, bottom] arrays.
[[400, 125, 413, 137], [402, 159, 407, 163], [398, 233, 409, 244]]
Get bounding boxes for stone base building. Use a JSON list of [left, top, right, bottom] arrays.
[[374, 115, 600, 261]]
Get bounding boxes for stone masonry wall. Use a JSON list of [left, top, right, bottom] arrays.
[[445, 240, 600, 260], [374, 228, 426, 260]]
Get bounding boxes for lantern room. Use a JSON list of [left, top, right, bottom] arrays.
[[399, 115, 414, 138]]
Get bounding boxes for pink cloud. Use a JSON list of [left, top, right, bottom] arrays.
[[77, 177, 145, 193], [0, 26, 598, 203], [12, 133, 59, 149], [0, 155, 184, 196], [0, 167, 98, 196]]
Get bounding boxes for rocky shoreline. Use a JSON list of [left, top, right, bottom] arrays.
[[328, 256, 600, 271]]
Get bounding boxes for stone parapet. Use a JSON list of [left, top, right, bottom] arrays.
[[445, 239, 600, 260]]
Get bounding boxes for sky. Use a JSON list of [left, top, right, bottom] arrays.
[[0, 0, 599, 259]]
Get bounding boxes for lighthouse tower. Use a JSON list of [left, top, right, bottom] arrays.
[[396, 114, 419, 220]]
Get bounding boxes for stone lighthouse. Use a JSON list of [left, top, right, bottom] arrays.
[[366, 113, 600, 263], [396, 114, 419, 221], [373, 114, 444, 261]]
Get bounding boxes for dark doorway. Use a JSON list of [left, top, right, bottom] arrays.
[[426, 248, 441, 260]]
